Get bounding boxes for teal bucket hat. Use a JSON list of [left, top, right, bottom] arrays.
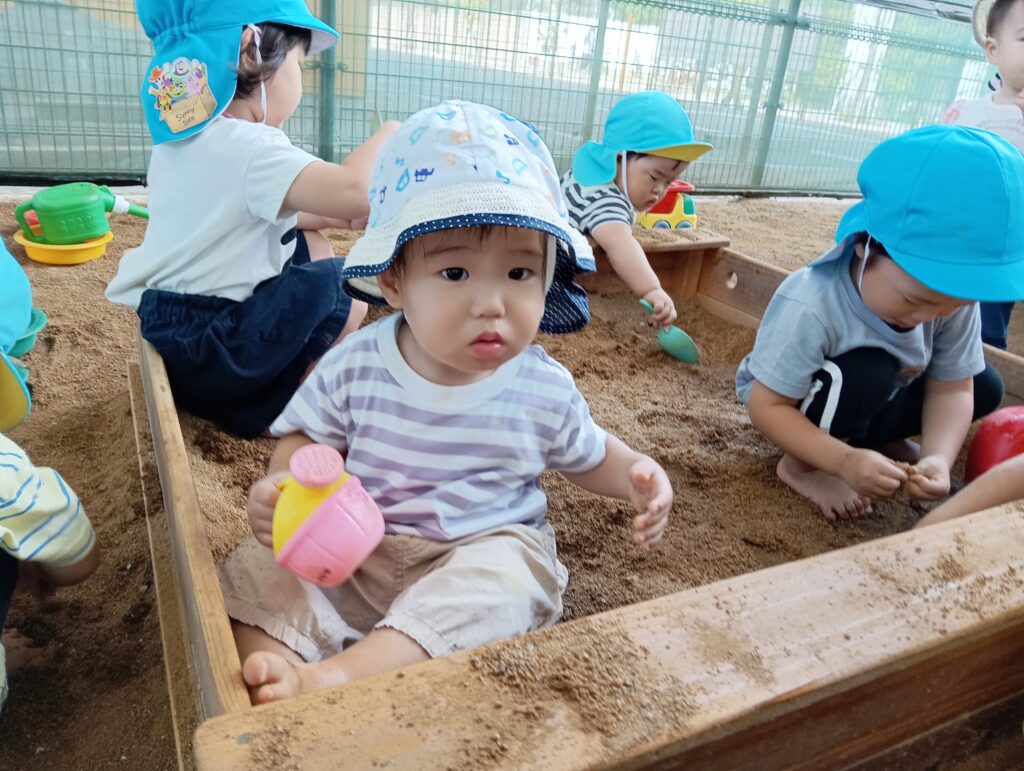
[[136, 0, 339, 145], [835, 125, 1024, 302], [572, 91, 713, 186]]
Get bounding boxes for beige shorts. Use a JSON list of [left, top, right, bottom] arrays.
[[218, 523, 568, 661]]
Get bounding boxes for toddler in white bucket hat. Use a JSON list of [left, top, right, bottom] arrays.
[[224, 101, 674, 703]]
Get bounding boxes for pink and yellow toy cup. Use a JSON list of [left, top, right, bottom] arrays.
[[272, 444, 384, 587]]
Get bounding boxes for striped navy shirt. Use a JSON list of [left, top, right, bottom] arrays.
[[560, 168, 636, 237], [271, 314, 608, 541]]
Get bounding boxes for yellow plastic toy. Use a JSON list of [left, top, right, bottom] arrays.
[[13, 229, 114, 266], [272, 443, 385, 586], [636, 180, 698, 230], [272, 466, 349, 555]]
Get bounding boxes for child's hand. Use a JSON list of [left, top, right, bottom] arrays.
[[628, 458, 673, 548], [903, 455, 950, 500], [247, 471, 290, 548], [642, 288, 678, 329], [839, 449, 907, 498]]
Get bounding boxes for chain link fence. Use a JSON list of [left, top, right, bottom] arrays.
[[0, 0, 989, 193]]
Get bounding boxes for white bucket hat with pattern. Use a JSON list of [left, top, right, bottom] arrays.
[[341, 101, 596, 334]]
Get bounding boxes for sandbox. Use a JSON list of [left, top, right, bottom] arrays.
[[125, 234, 1024, 769]]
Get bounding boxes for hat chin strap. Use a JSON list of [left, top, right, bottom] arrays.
[[545, 235, 556, 292], [619, 150, 631, 202], [248, 24, 267, 123], [856, 234, 872, 293]]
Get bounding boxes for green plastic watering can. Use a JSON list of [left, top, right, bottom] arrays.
[[15, 183, 148, 245]]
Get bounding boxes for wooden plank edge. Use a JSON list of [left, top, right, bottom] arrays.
[[128, 361, 199, 771], [851, 689, 1024, 770], [193, 503, 1024, 770], [138, 334, 251, 717]]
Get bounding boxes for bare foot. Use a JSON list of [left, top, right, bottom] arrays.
[[242, 651, 318, 704], [2, 628, 42, 672], [881, 439, 920, 463], [777, 454, 873, 521]]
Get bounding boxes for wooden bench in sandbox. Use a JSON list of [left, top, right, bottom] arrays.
[[127, 233, 1024, 770]]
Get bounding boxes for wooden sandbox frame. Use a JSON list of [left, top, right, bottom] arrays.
[[128, 237, 1024, 769]]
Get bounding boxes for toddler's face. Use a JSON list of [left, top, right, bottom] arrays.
[[618, 155, 689, 212], [379, 226, 547, 386], [985, 0, 1024, 92], [857, 247, 971, 331]]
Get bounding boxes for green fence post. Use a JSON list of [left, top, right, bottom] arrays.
[[751, 0, 803, 189], [579, 0, 611, 144], [318, 0, 338, 162], [739, 0, 782, 165]]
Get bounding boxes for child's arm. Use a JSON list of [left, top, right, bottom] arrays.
[[561, 435, 673, 548], [283, 121, 400, 223], [0, 449, 100, 592], [747, 381, 907, 496], [590, 223, 677, 327], [18, 543, 100, 599], [296, 212, 367, 232], [905, 376, 974, 500], [916, 454, 1024, 528], [247, 432, 315, 547]]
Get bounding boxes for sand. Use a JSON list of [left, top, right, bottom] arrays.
[[0, 196, 1018, 769]]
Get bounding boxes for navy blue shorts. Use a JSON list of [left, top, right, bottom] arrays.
[[138, 232, 354, 437]]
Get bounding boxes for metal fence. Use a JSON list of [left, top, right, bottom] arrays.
[[0, 0, 990, 194]]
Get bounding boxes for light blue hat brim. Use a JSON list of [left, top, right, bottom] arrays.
[[139, 1, 338, 145], [834, 126, 1024, 302]]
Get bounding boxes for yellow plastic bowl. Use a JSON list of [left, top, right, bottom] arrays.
[[13, 229, 113, 266]]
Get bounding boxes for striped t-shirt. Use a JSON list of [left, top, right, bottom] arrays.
[[560, 168, 636, 237], [270, 313, 608, 541], [0, 434, 95, 566]]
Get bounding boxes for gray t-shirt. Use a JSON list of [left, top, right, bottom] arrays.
[[735, 240, 984, 405]]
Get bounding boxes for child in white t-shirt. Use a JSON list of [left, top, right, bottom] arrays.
[[106, 1, 397, 436]]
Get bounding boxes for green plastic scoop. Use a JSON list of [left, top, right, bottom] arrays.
[[639, 300, 699, 364]]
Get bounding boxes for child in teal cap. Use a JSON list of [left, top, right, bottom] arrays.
[[939, 0, 1024, 350], [106, 0, 399, 437], [736, 125, 1024, 521], [561, 91, 712, 329], [0, 241, 99, 712]]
